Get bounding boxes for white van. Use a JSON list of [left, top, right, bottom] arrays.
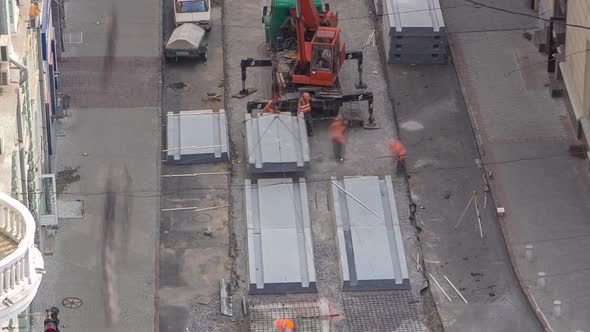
[[174, 0, 211, 31]]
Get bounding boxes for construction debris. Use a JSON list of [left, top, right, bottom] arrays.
[[362, 30, 376, 49], [202, 94, 223, 102], [232, 87, 257, 98], [220, 278, 233, 316]]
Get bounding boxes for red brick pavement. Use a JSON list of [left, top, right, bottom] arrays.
[[59, 57, 160, 109]]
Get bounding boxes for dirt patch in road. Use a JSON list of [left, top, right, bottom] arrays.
[[56, 166, 81, 194]]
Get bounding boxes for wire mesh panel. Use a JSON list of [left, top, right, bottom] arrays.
[[343, 291, 428, 332], [248, 299, 325, 332]]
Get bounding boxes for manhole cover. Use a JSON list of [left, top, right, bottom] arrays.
[[62, 297, 83, 309], [167, 82, 192, 93], [193, 213, 213, 223]]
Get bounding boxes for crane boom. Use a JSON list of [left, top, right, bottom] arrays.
[[296, 0, 320, 29]]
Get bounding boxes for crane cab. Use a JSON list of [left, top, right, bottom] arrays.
[[292, 26, 345, 87]]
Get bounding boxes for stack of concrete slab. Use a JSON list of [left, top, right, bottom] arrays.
[[245, 178, 317, 294], [381, 0, 448, 64], [245, 113, 310, 173], [166, 109, 229, 164], [330, 176, 410, 290]]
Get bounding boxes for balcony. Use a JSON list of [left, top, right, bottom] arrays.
[[0, 193, 44, 324]]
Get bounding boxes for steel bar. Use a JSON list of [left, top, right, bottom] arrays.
[[429, 273, 452, 302], [161, 172, 229, 178], [474, 193, 483, 238], [454, 194, 475, 229], [331, 181, 382, 219], [161, 205, 229, 212], [444, 275, 468, 304]]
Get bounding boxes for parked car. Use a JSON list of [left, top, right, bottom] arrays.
[[174, 0, 211, 31]]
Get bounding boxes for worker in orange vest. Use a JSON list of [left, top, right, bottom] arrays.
[[297, 92, 313, 136], [262, 99, 279, 115], [274, 318, 295, 332], [388, 139, 407, 176], [330, 114, 348, 162]]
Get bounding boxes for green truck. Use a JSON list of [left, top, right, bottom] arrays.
[[262, 0, 327, 50]]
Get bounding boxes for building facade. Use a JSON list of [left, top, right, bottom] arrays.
[[0, 0, 63, 329], [559, 0, 590, 148], [534, 0, 590, 153]]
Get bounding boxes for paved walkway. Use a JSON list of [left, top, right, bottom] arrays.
[[32, 0, 161, 330], [445, 0, 590, 330]]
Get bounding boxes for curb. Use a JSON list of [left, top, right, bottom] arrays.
[[447, 33, 552, 332]]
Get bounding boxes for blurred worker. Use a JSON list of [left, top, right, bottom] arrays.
[[275, 318, 295, 332], [262, 99, 278, 115], [297, 92, 313, 136], [388, 139, 407, 177], [329, 114, 348, 162]]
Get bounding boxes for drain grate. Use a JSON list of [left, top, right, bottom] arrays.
[[343, 292, 427, 332], [62, 296, 83, 309]]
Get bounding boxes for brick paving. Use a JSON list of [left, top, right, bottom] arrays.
[[446, 1, 590, 331], [451, 31, 567, 144], [60, 57, 160, 109]]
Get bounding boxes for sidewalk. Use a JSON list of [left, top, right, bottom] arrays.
[[444, 0, 590, 330], [32, 0, 161, 330]]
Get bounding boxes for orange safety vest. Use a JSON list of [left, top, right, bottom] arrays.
[[29, 4, 40, 17], [388, 139, 407, 160], [298, 96, 311, 114], [330, 119, 346, 143], [275, 318, 295, 331]]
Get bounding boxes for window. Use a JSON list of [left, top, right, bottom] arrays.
[[177, 0, 208, 13], [332, 37, 340, 74], [312, 45, 332, 71], [39, 174, 58, 226]]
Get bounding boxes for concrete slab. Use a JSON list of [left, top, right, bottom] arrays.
[[331, 176, 410, 290], [245, 178, 316, 294], [245, 113, 310, 173], [166, 109, 229, 164], [381, 0, 448, 64], [386, 0, 446, 35], [388, 52, 448, 64]]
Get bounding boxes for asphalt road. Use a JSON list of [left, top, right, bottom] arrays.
[[159, 4, 233, 332], [33, 0, 160, 330], [380, 0, 542, 329]]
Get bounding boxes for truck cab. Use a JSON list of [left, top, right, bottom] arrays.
[[174, 0, 211, 31]]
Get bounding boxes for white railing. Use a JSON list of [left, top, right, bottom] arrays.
[[0, 193, 44, 323]]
